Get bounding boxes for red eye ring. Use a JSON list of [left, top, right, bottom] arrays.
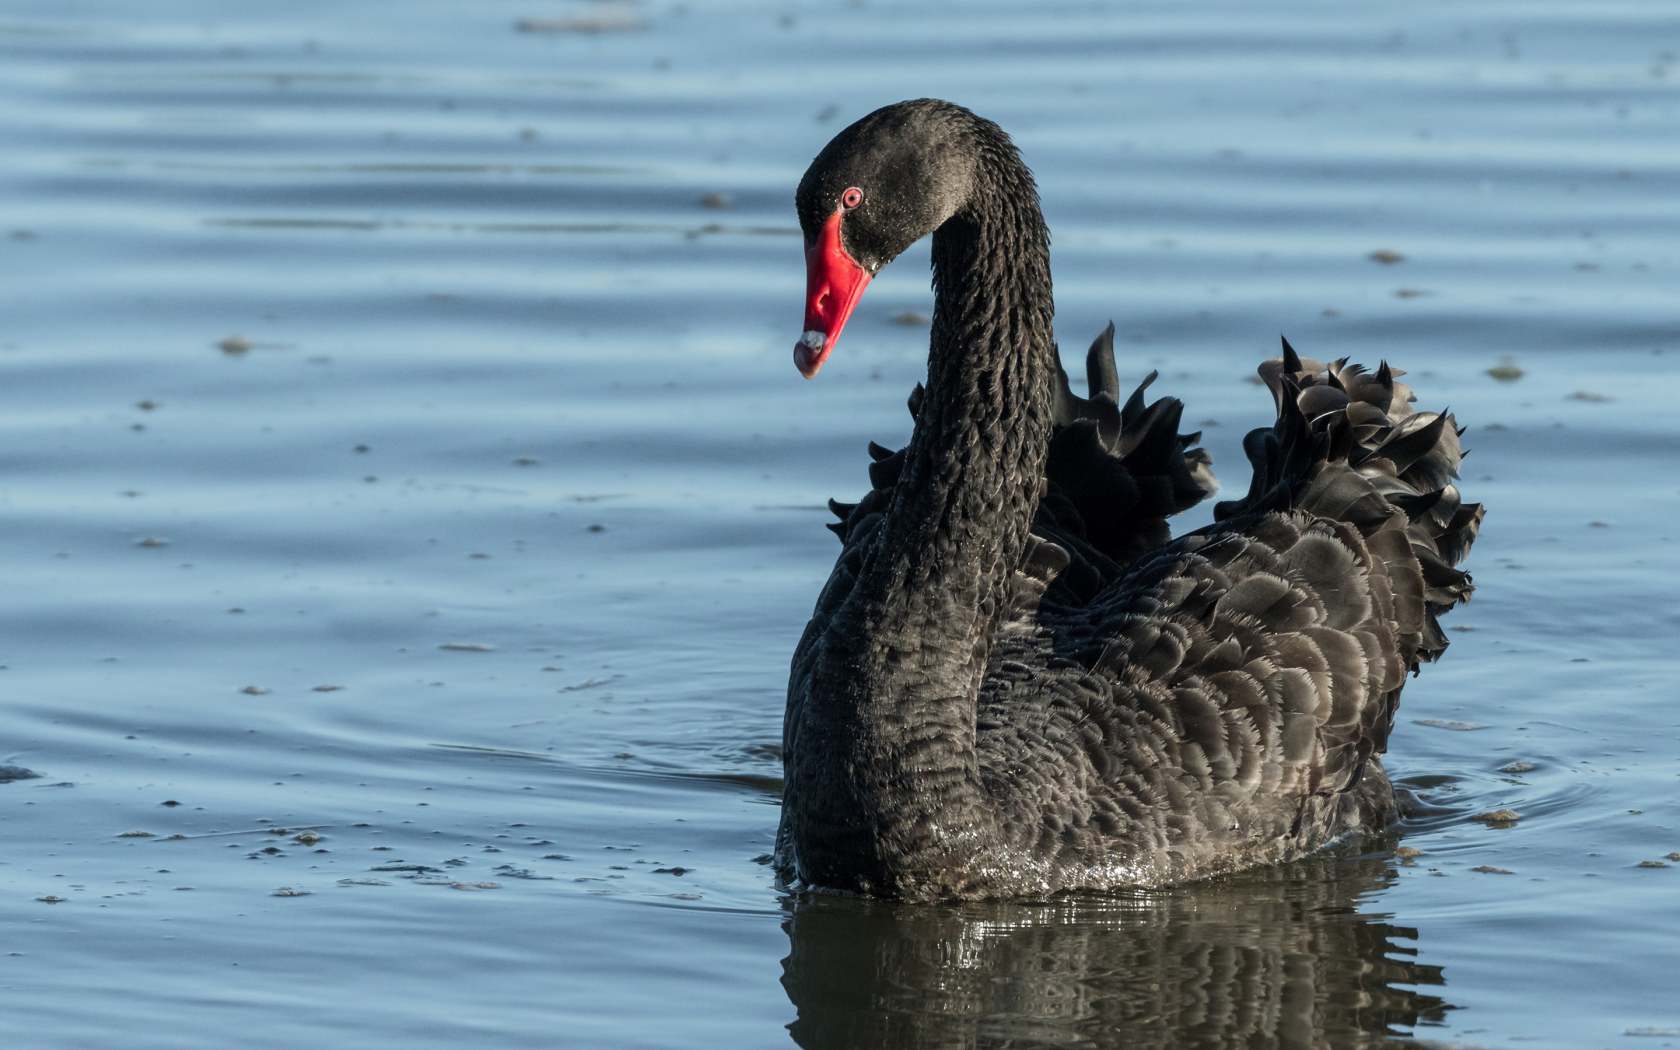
[[841, 187, 863, 210]]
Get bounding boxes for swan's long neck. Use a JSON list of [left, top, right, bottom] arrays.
[[871, 152, 1056, 691], [786, 146, 1055, 892]]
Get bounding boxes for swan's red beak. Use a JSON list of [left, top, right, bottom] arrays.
[[796, 208, 871, 379]]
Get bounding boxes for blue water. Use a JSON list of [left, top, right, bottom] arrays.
[[3, 1, 1679, 1046]]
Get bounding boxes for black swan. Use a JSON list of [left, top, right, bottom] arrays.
[[778, 99, 1482, 900]]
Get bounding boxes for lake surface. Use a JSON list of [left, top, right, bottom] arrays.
[[3, 1, 1679, 1046]]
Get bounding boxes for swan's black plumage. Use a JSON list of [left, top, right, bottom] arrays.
[[778, 100, 1482, 900]]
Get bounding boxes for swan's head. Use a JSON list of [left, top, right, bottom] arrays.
[[793, 99, 979, 378]]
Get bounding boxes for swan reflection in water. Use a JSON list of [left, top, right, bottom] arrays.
[[780, 843, 1451, 1049]]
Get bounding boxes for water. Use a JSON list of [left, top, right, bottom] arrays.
[[2, 0, 1679, 1046]]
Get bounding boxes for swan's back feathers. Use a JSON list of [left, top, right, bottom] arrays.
[[796, 334, 1480, 896], [1043, 323, 1217, 565], [823, 323, 1217, 574], [971, 339, 1477, 887], [973, 511, 1412, 886], [1214, 337, 1483, 667]]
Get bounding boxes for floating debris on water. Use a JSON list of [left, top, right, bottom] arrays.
[[1369, 249, 1404, 264], [337, 878, 390, 886], [0, 765, 41, 782], [1568, 391, 1612, 402], [515, 14, 645, 34], [1637, 860, 1669, 869], [1394, 288, 1428, 298], [1413, 719, 1491, 731], [312, 685, 342, 692], [135, 537, 169, 548], [1487, 356, 1524, 381], [1498, 760, 1537, 774], [492, 865, 553, 880], [439, 643, 494, 652], [1472, 809, 1521, 827], [449, 881, 500, 891], [217, 335, 252, 354], [1393, 846, 1425, 859], [272, 887, 310, 897], [35, 895, 67, 903], [891, 311, 929, 325], [293, 830, 321, 845], [698, 193, 730, 209], [241, 685, 270, 695], [118, 830, 154, 838], [1471, 865, 1514, 874]]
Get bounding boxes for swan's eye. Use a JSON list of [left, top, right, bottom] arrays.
[[841, 187, 863, 210]]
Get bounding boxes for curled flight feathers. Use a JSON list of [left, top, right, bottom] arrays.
[[1215, 338, 1483, 667]]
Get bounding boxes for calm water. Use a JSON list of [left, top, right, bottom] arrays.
[[3, 1, 1679, 1046]]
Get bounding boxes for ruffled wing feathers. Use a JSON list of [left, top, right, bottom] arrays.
[[805, 334, 1482, 888]]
